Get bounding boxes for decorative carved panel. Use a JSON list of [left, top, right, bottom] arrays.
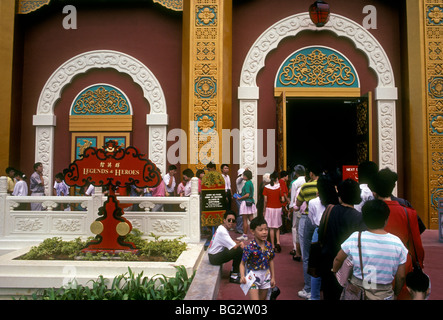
[[425, 1, 443, 229]]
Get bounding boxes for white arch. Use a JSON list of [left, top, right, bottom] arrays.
[[33, 50, 168, 194], [238, 13, 398, 197]]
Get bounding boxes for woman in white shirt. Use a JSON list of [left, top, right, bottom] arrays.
[[208, 210, 245, 283], [12, 171, 28, 196]]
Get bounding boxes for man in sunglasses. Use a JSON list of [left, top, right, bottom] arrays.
[[208, 210, 245, 283]]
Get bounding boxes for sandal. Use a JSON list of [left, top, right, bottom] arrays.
[[275, 244, 281, 253]]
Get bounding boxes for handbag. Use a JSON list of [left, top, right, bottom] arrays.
[[340, 231, 366, 300], [404, 207, 430, 297], [307, 204, 334, 278], [245, 200, 253, 207], [335, 256, 353, 287]]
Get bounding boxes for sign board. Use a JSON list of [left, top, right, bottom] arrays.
[[342, 165, 359, 182], [201, 171, 226, 227], [64, 140, 161, 253]]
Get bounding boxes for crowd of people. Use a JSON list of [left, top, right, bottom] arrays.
[[207, 161, 430, 301], [5, 160, 431, 301]]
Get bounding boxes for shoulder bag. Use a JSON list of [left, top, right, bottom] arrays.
[[340, 231, 366, 300]]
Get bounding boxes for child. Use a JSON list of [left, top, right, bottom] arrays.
[[236, 169, 256, 241], [240, 217, 276, 300], [54, 172, 70, 211]]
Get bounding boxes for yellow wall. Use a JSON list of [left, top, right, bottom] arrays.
[[0, 1, 15, 172]]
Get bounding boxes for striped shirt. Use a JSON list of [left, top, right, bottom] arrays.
[[296, 180, 318, 214], [341, 231, 408, 285]]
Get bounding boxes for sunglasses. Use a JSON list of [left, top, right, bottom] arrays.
[[227, 218, 236, 223]]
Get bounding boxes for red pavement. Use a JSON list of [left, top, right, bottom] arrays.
[[217, 229, 443, 300]]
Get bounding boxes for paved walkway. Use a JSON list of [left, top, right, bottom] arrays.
[[216, 229, 443, 300]]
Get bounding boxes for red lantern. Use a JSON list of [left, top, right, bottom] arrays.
[[309, 0, 330, 27]]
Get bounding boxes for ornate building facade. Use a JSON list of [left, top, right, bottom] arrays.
[[0, 0, 441, 229]]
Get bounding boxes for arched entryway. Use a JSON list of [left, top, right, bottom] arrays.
[[33, 50, 168, 194], [238, 12, 398, 198]]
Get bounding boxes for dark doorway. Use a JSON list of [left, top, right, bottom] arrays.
[[286, 98, 361, 171]]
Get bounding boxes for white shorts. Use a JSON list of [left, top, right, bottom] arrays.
[[247, 269, 271, 290]]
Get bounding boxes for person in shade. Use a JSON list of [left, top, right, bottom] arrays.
[[318, 178, 366, 300]]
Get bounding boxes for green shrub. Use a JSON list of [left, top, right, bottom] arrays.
[[18, 230, 187, 262], [27, 266, 195, 300]]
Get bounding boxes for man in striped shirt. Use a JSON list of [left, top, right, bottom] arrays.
[[295, 164, 321, 300]]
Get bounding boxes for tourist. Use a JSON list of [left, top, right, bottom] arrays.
[[178, 168, 194, 197], [234, 168, 245, 234], [236, 169, 256, 241], [221, 164, 232, 211], [318, 178, 366, 300], [240, 216, 275, 300], [6, 167, 16, 195], [295, 163, 321, 299], [263, 172, 283, 252], [332, 199, 408, 300], [208, 210, 245, 284], [12, 170, 28, 196], [288, 164, 306, 261], [53, 172, 70, 211], [149, 174, 166, 212], [163, 165, 177, 196], [370, 167, 425, 300], [279, 171, 290, 234], [306, 173, 339, 300], [256, 172, 270, 219], [30, 162, 45, 211], [354, 161, 378, 212]]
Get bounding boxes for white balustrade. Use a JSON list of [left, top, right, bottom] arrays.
[[0, 177, 201, 251]]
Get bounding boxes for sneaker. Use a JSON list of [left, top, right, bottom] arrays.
[[229, 273, 241, 284], [237, 234, 248, 241], [298, 289, 311, 299]]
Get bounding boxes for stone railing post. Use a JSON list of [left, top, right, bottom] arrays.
[[189, 177, 201, 243], [0, 176, 7, 237]]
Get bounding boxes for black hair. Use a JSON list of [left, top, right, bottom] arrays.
[[168, 165, 177, 171], [196, 169, 205, 177], [243, 169, 253, 180], [358, 161, 379, 185], [406, 269, 429, 293], [55, 172, 64, 180], [33, 162, 42, 170], [337, 178, 362, 205], [370, 168, 397, 198], [270, 171, 279, 186], [182, 168, 194, 178], [206, 162, 216, 169], [6, 167, 15, 174], [250, 216, 267, 230], [362, 199, 390, 229], [224, 210, 236, 220], [317, 174, 339, 206], [221, 164, 229, 170], [306, 161, 322, 177], [279, 170, 288, 178], [14, 170, 26, 180]]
